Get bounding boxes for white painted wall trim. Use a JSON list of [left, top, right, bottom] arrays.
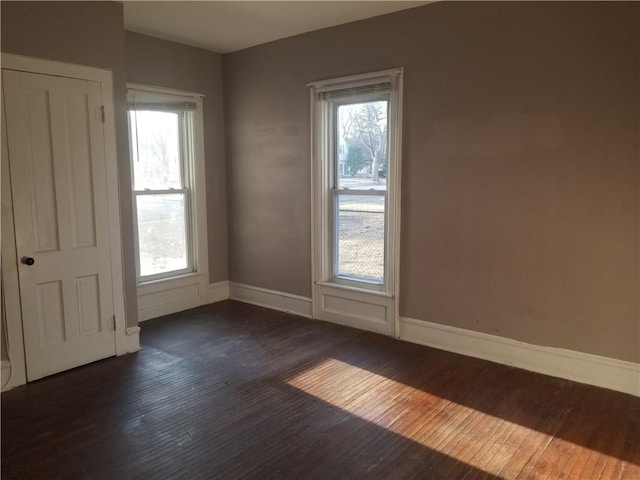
[[128, 83, 209, 325], [315, 282, 393, 335], [120, 326, 141, 355], [138, 273, 208, 322], [127, 82, 205, 99], [310, 68, 403, 337], [209, 281, 230, 303], [229, 282, 312, 318], [126, 85, 209, 290], [1, 53, 113, 83], [100, 67, 129, 357], [399, 316, 640, 397], [138, 279, 229, 322], [1, 87, 27, 389]]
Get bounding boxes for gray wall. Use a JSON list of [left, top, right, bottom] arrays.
[[125, 32, 229, 283], [1, 1, 139, 328], [223, 2, 640, 363], [1, 1, 638, 365]]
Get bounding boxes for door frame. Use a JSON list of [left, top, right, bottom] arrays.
[[1, 53, 130, 389]]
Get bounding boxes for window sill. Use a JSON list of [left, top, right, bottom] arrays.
[[316, 280, 393, 298], [138, 271, 204, 292]]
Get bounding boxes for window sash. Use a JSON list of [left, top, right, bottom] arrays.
[[331, 191, 387, 286], [129, 110, 189, 191], [128, 106, 196, 283], [328, 94, 390, 289], [134, 191, 194, 282]]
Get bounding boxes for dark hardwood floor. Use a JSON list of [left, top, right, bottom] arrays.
[[2, 300, 639, 479]]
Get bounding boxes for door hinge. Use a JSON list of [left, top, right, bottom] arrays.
[[101, 106, 106, 123]]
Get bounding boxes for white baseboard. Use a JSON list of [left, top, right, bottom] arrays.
[[229, 282, 312, 318], [120, 326, 141, 354], [209, 280, 230, 303], [399, 316, 640, 397]]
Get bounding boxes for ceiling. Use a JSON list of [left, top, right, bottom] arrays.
[[123, 1, 429, 54]]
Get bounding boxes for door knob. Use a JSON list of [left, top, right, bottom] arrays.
[[21, 256, 35, 266]]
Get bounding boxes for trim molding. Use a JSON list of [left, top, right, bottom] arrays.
[[399, 316, 640, 397], [137, 274, 208, 322], [127, 82, 205, 99], [2, 53, 113, 83], [314, 282, 393, 335], [209, 281, 230, 303], [120, 327, 141, 354], [310, 68, 403, 339], [229, 282, 312, 318], [138, 278, 230, 321]]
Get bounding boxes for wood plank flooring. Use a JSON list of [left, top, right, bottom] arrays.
[[2, 300, 639, 479]]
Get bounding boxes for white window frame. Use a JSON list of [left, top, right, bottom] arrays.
[[310, 68, 403, 337], [127, 84, 209, 321]]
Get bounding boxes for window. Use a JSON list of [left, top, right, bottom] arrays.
[[127, 88, 206, 285], [310, 69, 402, 336], [333, 99, 388, 284]]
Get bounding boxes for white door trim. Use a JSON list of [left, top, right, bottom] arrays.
[[1, 90, 27, 389], [1, 54, 132, 388], [2, 53, 114, 86]]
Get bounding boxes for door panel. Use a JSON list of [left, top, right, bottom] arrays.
[[36, 281, 65, 346], [24, 87, 60, 253], [3, 69, 116, 380], [62, 92, 97, 248], [76, 274, 101, 335]]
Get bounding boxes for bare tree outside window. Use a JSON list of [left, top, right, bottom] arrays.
[[334, 100, 388, 283], [338, 101, 388, 183]]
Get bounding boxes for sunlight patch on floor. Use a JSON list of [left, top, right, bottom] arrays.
[[285, 358, 617, 477]]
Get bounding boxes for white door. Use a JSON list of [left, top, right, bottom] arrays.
[[3, 69, 117, 380]]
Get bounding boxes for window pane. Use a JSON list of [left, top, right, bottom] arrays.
[[335, 194, 385, 283], [130, 110, 182, 190], [136, 194, 189, 277], [336, 101, 388, 190]]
